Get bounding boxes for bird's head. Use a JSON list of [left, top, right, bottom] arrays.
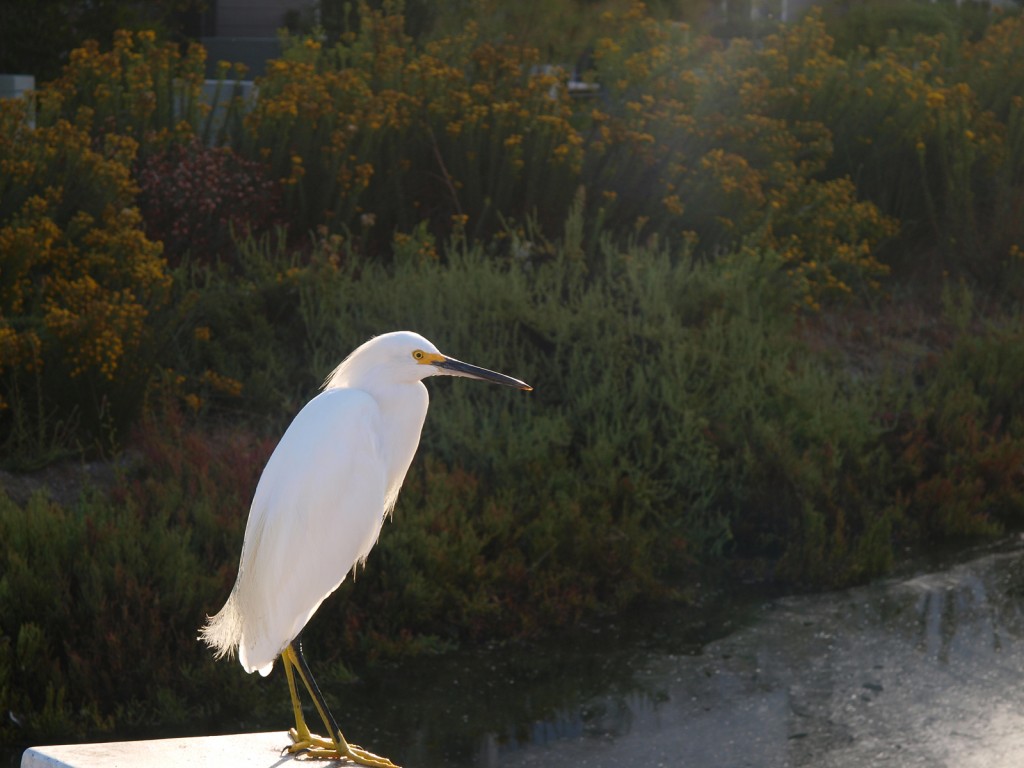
[[324, 331, 532, 392]]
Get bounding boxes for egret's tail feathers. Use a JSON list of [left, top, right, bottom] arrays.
[[199, 592, 278, 676], [199, 594, 242, 662]]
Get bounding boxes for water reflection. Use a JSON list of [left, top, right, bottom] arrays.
[[336, 538, 1024, 767]]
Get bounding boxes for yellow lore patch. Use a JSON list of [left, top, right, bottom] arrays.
[[412, 350, 445, 365]]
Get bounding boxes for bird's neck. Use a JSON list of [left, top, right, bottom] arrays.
[[373, 381, 430, 509]]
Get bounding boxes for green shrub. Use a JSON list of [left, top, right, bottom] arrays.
[[154, 229, 321, 419], [3, 204, 1024, 746], [0, 411, 281, 746], [275, 203, 903, 602], [894, 317, 1024, 540]]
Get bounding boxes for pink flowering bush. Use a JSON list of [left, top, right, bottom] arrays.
[[136, 139, 281, 266]]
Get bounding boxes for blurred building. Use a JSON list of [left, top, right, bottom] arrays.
[[197, 0, 318, 77], [205, 0, 318, 36]]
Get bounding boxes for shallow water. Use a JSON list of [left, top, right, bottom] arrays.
[[10, 537, 1024, 767], [333, 537, 1024, 767]]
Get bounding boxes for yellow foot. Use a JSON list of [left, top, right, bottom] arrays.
[[286, 729, 401, 767], [287, 727, 335, 752]]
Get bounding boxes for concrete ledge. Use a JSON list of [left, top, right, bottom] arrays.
[[21, 732, 310, 768]]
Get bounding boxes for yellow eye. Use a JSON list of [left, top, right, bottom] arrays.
[[412, 350, 425, 361]]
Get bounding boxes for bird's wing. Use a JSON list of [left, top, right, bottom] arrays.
[[233, 388, 388, 674]]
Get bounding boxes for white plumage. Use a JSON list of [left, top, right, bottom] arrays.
[[199, 331, 530, 767]]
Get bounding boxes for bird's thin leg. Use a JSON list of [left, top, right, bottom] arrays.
[[286, 639, 401, 768], [283, 647, 333, 751]]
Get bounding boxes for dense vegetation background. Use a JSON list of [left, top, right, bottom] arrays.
[[2, 0, 1024, 750]]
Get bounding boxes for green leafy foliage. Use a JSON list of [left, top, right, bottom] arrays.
[[0, 409, 283, 745], [4, 197, 1024, 749]]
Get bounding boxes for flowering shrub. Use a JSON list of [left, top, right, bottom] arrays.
[[136, 138, 282, 265], [0, 99, 169, 454], [578, 7, 897, 306], [232, 4, 900, 307], [789, 11, 1024, 287], [37, 29, 210, 148], [244, 8, 582, 243], [32, 5, 1024, 304]]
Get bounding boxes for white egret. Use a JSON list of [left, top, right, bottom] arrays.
[[200, 331, 531, 767]]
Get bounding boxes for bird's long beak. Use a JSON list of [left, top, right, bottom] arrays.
[[434, 357, 532, 391]]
